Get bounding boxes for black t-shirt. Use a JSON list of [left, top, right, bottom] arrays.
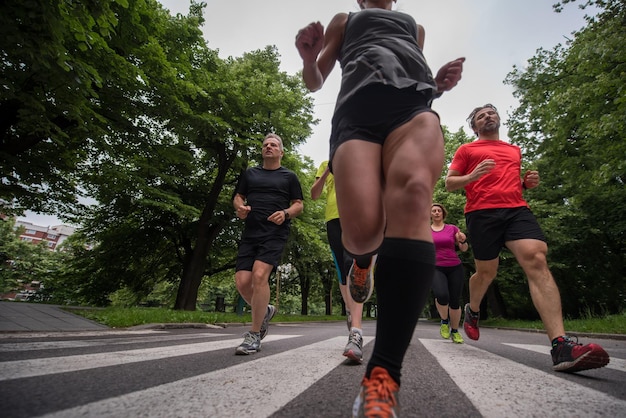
[[236, 166, 303, 239]]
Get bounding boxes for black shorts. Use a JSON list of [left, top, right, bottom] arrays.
[[235, 235, 287, 272], [329, 85, 438, 168], [326, 218, 347, 285], [466, 207, 546, 261]]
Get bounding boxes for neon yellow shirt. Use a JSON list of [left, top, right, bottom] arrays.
[[316, 161, 339, 222]]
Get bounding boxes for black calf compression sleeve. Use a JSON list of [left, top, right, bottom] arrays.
[[366, 238, 435, 385]]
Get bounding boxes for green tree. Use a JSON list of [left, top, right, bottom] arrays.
[[505, 0, 626, 316], [79, 39, 315, 309], [0, 218, 61, 297], [284, 161, 334, 315], [0, 0, 180, 217]]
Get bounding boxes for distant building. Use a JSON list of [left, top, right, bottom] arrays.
[[14, 220, 76, 251]]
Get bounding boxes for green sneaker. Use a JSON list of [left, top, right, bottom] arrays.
[[451, 330, 464, 344], [440, 322, 451, 339]]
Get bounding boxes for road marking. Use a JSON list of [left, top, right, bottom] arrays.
[[504, 343, 626, 372], [38, 336, 361, 418], [0, 330, 165, 339], [0, 334, 300, 382], [420, 338, 626, 417], [0, 332, 230, 352]]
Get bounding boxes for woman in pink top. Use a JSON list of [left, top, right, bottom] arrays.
[[430, 203, 469, 343]]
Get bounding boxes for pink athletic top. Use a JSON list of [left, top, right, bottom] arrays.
[[432, 224, 461, 267]]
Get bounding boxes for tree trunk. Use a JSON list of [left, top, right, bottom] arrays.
[[174, 213, 221, 311], [300, 272, 310, 315], [173, 151, 235, 310], [322, 269, 334, 315], [174, 252, 206, 311]]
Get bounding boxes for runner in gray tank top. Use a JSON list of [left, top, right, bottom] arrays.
[[296, 1, 465, 416]]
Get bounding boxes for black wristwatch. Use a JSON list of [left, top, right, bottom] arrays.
[[283, 209, 290, 219]]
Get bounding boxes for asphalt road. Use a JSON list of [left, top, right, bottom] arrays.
[[1, 321, 625, 417]]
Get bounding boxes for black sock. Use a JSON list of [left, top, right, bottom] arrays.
[[365, 238, 435, 385], [344, 249, 378, 270]]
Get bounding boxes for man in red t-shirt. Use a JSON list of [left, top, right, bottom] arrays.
[[446, 104, 609, 373]]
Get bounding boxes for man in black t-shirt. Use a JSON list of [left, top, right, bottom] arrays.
[[233, 133, 303, 355]]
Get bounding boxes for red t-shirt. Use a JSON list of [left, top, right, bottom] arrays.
[[449, 139, 528, 214]]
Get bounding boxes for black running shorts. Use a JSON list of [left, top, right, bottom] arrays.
[[329, 85, 438, 169], [235, 235, 287, 272], [466, 207, 546, 261]]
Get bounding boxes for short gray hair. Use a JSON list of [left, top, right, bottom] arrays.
[[264, 133, 283, 151]]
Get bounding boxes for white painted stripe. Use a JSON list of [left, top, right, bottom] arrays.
[[0, 334, 300, 382], [0, 330, 164, 339], [0, 332, 230, 352], [39, 336, 358, 418], [420, 338, 626, 417], [504, 343, 626, 372]]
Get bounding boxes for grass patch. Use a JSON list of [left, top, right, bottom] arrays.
[[481, 311, 626, 335], [68, 306, 358, 329], [69, 306, 625, 334]]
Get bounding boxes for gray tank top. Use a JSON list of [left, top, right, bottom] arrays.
[[335, 9, 436, 114]]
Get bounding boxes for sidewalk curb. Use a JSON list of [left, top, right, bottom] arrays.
[[127, 323, 224, 330], [126, 321, 626, 341], [482, 325, 626, 341]]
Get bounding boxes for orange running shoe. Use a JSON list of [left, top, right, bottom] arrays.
[[352, 367, 399, 418], [348, 256, 376, 303]]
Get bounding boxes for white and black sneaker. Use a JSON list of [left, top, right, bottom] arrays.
[[343, 329, 364, 363], [259, 305, 277, 340], [235, 331, 261, 355]]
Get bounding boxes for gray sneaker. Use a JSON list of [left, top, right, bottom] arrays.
[[343, 329, 364, 363], [235, 331, 261, 355], [259, 304, 276, 340]]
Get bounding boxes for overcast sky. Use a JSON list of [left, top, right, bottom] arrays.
[[158, 0, 594, 165], [21, 0, 594, 226]]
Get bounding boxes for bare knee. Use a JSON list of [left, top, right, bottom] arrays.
[[520, 251, 550, 279], [341, 217, 384, 254], [473, 261, 499, 283], [384, 178, 432, 235]]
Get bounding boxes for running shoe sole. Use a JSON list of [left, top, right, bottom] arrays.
[[347, 256, 376, 304], [553, 346, 610, 372], [343, 349, 363, 364]]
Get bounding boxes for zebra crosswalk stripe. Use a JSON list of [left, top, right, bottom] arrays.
[[0, 334, 300, 382], [0, 332, 231, 352], [420, 338, 626, 417], [37, 336, 355, 418]]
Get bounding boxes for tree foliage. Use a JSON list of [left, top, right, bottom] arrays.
[[1, 0, 175, 217], [4, 0, 623, 319], [59, 3, 315, 309], [505, 0, 626, 315]]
